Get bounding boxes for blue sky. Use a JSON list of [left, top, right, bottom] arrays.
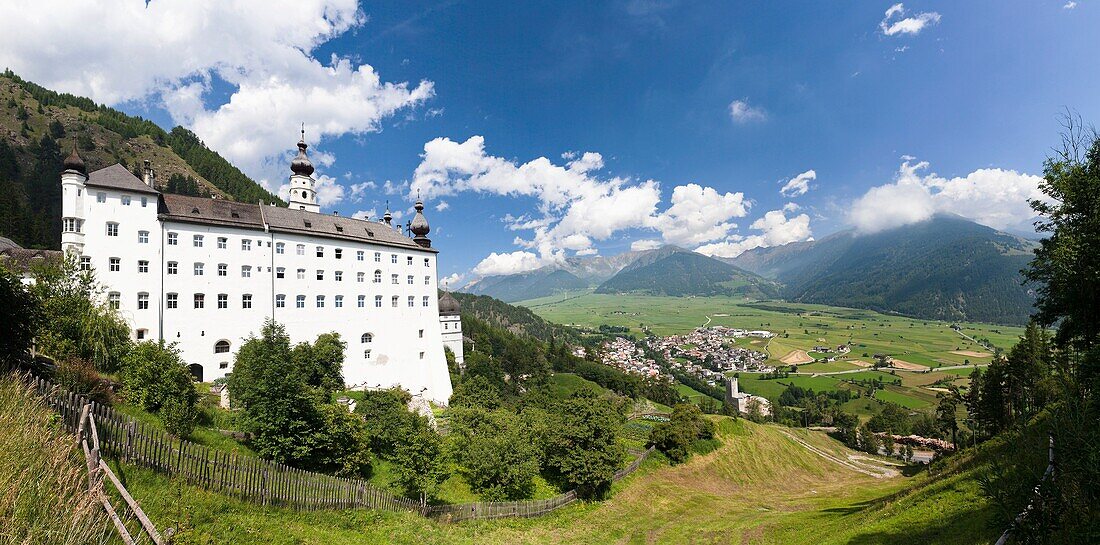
[[1, 1, 1097, 283]]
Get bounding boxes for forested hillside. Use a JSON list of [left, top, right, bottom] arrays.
[[596, 249, 780, 298], [450, 291, 580, 344], [0, 71, 281, 249], [462, 268, 588, 302], [730, 215, 1038, 325]]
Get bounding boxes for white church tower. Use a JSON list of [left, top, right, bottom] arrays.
[[287, 129, 319, 213], [438, 291, 463, 366], [60, 147, 88, 255]]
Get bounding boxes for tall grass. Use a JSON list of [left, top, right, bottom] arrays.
[[0, 373, 110, 545]]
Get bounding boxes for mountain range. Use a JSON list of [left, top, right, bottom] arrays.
[[463, 215, 1039, 325]]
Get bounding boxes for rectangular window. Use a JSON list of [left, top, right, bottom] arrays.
[[140, 196, 148, 208], [138, 260, 149, 273], [218, 263, 227, 276], [276, 294, 286, 308], [276, 242, 285, 254], [316, 270, 324, 281], [357, 272, 365, 283], [419, 329, 424, 338], [408, 296, 415, 308], [297, 244, 305, 256], [424, 276, 430, 285], [407, 275, 414, 285], [375, 295, 383, 308], [109, 257, 120, 272], [374, 252, 381, 262], [296, 295, 305, 308], [334, 295, 343, 308], [419, 352, 425, 360], [364, 349, 372, 360], [335, 271, 343, 282], [193, 235, 203, 247], [242, 265, 252, 278], [335, 248, 343, 259], [297, 268, 305, 280], [391, 295, 398, 308], [391, 254, 398, 264], [407, 256, 413, 266], [216, 237, 227, 249], [194, 263, 204, 276], [358, 295, 365, 308], [217, 294, 228, 309], [242, 294, 252, 309], [167, 261, 178, 275], [96, 192, 106, 203], [316, 246, 324, 258], [80, 256, 91, 271], [167, 232, 178, 245], [138, 230, 149, 244], [276, 267, 285, 279], [121, 195, 131, 206], [108, 292, 120, 309], [136, 329, 146, 340], [167, 293, 178, 309], [422, 296, 429, 307], [316, 295, 325, 308], [106, 223, 119, 237], [424, 258, 430, 267], [194, 293, 205, 309], [357, 251, 364, 261], [242, 239, 251, 251]]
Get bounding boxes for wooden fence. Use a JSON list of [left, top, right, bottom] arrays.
[[994, 434, 1055, 545], [33, 374, 654, 523]]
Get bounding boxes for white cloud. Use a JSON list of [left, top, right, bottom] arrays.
[[575, 248, 599, 256], [879, 3, 941, 36], [631, 239, 663, 251], [1064, 1, 1077, 8], [349, 181, 377, 202], [352, 209, 377, 221], [653, 183, 748, 246], [728, 99, 767, 123], [848, 158, 1047, 233], [439, 272, 465, 289], [695, 210, 813, 258], [472, 251, 548, 276], [414, 136, 752, 275], [780, 169, 816, 197], [783, 202, 801, 212], [434, 201, 450, 212], [0, 0, 433, 187]]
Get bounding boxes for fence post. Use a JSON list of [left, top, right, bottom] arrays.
[[76, 403, 91, 448]]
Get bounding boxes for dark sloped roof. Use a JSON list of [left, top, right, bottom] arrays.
[[0, 248, 63, 274], [86, 164, 160, 195], [158, 194, 432, 252], [159, 194, 265, 230], [263, 205, 431, 252], [438, 291, 461, 315]]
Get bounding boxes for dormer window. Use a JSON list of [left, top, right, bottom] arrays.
[[304, 220, 312, 228], [335, 225, 344, 232], [231, 210, 240, 219], [191, 207, 200, 214]]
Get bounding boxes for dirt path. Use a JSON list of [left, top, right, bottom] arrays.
[[780, 350, 815, 365], [777, 429, 900, 479]]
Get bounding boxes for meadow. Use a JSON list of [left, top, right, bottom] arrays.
[[106, 417, 1001, 545]]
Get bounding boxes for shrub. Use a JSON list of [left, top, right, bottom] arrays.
[[54, 357, 114, 406], [121, 341, 199, 436]]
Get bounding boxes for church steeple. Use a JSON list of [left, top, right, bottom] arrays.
[[410, 192, 431, 248], [287, 126, 319, 213]]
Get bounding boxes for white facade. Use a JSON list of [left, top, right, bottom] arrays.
[[60, 147, 454, 404], [438, 292, 464, 367]]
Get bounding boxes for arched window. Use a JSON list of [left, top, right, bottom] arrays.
[[187, 364, 204, 382], [373, 270, 382, 283], [361, 333, 373, 344], [214, 340, 231, 354]]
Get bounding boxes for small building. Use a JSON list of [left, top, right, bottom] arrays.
[[724, 377, 771, 417]]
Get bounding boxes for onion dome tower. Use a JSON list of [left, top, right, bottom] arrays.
[[410, 196, 431, 248], [287, 127, 319, 213], [383, 204, 393, 226], [60, 147, 88, 255]]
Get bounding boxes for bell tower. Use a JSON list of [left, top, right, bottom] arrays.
[[60, 147, 88, 255], [287, 127, 319, 213]]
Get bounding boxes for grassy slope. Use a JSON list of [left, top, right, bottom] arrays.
[[114, 418, 999, 545], [0, 374, 111, 544]]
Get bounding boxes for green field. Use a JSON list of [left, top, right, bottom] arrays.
[[547, 373, 609, 399], [517, 292, 1023, 371], [111, 418, 1001, 545]]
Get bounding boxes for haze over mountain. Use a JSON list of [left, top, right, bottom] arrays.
[[726, 214, 1038, 325]]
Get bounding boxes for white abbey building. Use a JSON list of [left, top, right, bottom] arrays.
[[58, 136, 456, 404]]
